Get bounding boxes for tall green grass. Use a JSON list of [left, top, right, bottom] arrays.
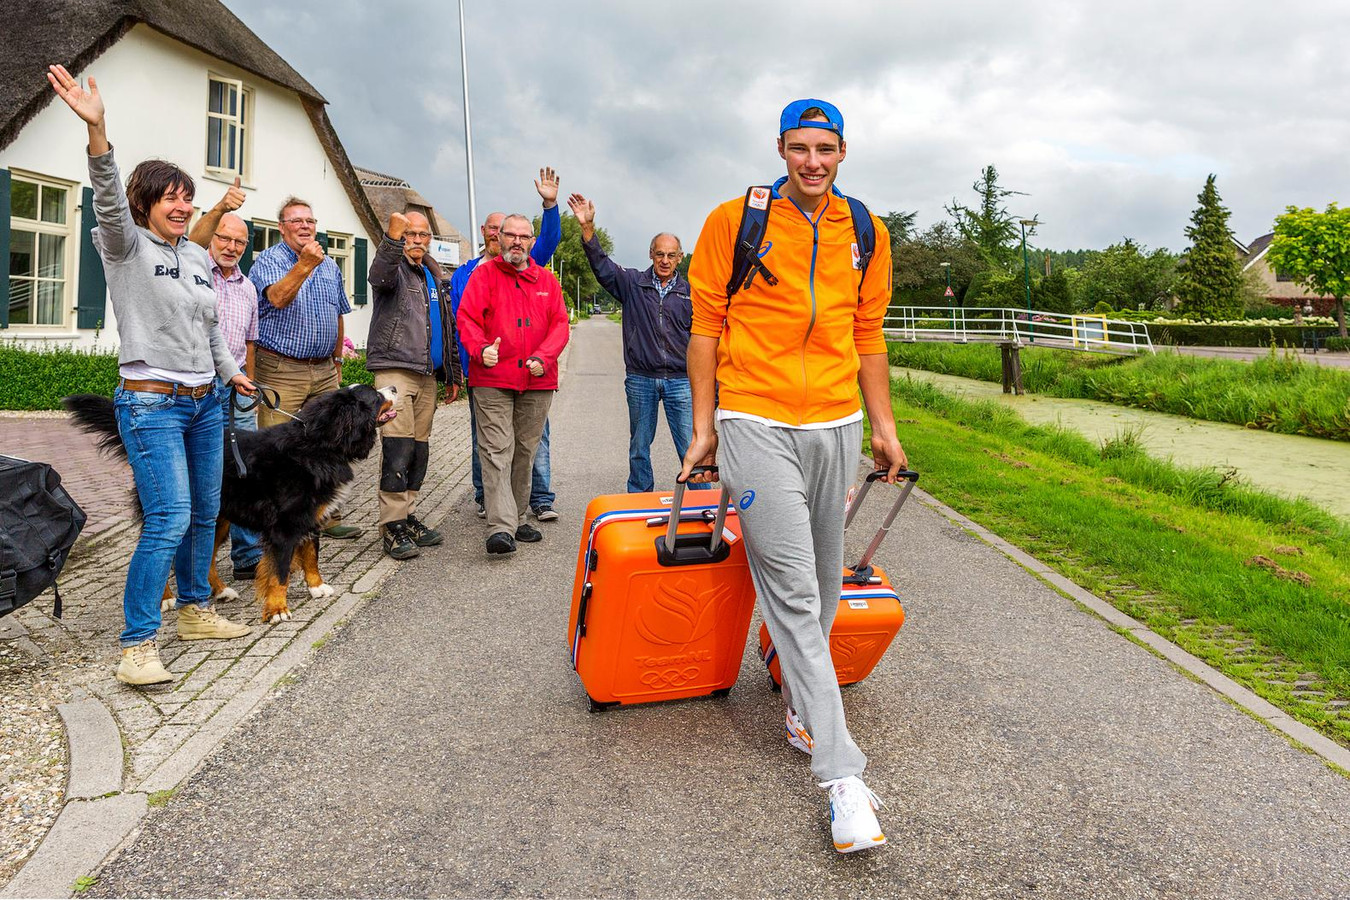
[[888, 342, 1350, 441], [887, 375, 1350, 733]]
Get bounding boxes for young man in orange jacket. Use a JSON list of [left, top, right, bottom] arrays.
[[679, 99, 908, 853], [457, 214, 570, 555]]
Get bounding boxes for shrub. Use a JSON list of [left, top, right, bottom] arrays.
[[0, 344, 119, 409], [1326, 337, 1350, 352]]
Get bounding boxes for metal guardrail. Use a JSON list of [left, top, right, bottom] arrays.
[[883, 307, 1154, 355]]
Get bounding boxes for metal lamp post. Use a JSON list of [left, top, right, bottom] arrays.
[[457, 0, 479, 257], [1019, 218, 1039, 341]]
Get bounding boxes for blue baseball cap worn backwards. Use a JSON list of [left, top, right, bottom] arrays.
[[779, 98, 844, 139]]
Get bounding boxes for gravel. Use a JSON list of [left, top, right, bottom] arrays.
[[0, 638, 70, 885]]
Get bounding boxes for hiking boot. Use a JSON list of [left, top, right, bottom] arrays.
[[405, 513, 443, 547], [515, 523, 543, 543], [321, 522, 364, 540], [177, 604, 251, 641], [232, 562, 257, 581], [486, 532, 516, 555], [475, 501, 486, 519], [821, 775, 886, 853], [116, 640, 174, 686], [786, 707, 814, 755], [382, 521, 421, 560], [532, 504, 559, 522]]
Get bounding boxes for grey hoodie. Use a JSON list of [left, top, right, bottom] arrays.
[[87, 149, 240, 382]]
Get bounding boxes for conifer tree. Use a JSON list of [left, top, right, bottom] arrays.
[[1174, 175, 1244, 319]]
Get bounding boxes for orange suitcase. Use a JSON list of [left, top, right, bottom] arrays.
[[759, 470, 919, 689], [569, 471, 757, 711]]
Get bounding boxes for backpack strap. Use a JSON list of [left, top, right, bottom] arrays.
[[726, 186, 779, 298], [843, 194, 876, 299]]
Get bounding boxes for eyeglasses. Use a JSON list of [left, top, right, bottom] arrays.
[[404, 231, 432, 240], [652, 252, 682, 260], [282, 217, 318, 227], [501, 232, 533, 243], [212, 234, 248, 249]]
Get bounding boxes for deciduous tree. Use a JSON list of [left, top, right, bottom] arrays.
[[1267, 203, 1350, 336]]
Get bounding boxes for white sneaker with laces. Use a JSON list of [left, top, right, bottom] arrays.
[[785, 707, 814, 755], [821, 775, 886, 853]]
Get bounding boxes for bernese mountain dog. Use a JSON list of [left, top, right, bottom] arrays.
[[65, 384, 397, 625]]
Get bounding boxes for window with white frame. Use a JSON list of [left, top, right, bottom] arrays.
[[206, 76, 252, 178], [326, 232, 353, 289], [8, 173, 73, 327], [250, 220, 283, 255]]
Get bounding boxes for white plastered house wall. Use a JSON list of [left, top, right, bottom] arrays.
[[0, 24, 377, 351]]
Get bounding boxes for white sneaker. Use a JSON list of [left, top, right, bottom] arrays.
[[821, 775, 886, 853], [785, 707, 814, 755]]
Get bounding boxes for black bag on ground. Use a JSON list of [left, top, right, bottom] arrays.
[[0, 455, 86, 619]]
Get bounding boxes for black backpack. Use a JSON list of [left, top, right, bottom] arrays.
[[725, 185, 877, 298], [0, 456, 86, 619]]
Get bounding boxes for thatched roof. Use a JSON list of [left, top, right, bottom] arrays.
[[1, 0, 380, 242], [355, 166, 472, 263]]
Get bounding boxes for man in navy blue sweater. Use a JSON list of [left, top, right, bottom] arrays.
[[568, 193, 698, 493]]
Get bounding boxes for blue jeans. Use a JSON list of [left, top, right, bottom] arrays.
[[217, 384, 263, 570], [470, 388, 553, 509], [625, 374, 703, 493], [114, 385, 224, 647]]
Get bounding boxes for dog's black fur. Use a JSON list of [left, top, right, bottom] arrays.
[[64, 385, 393, 616]]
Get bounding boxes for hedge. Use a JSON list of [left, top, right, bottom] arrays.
[[1153, 324, 1341, 347], [0, 344, 376, 410]]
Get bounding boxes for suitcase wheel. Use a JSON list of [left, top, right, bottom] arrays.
[[588, 696, 619, 713], [712, 686, 732, 699], [766, 675, 781, 693]]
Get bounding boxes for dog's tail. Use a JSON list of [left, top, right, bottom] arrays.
[[63, 394, 127, 462]]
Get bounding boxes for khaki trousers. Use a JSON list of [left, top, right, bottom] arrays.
[[374, 369, 437, 526], [254, 348, 344, 519], [473, 387, 553, 536]]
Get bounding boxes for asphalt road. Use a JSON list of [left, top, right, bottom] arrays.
[[92, 318, 1350, 899]]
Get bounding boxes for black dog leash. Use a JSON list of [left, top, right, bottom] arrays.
[[226, 383, 286, 477]]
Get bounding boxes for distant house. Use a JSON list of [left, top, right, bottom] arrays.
[[0, 0, 384, 348], [355, 166, 472, 272], [1238, 233, 1338, 316]]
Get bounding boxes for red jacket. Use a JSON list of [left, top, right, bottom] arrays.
[[456, 256, 570, 391]]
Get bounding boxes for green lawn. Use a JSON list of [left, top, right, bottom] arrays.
[[882, 375, 1350, 746]]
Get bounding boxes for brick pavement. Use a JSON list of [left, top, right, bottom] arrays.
[[0, 413, 137, 538], [8, 401, 474, 789]]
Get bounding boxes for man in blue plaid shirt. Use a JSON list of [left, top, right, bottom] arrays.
[[248, 196, 361, 539]]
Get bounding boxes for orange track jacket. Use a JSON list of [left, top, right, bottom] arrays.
[[689, 189, 892, 425]]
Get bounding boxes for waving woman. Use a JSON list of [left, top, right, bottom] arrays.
[[47, 65, 256, 686]]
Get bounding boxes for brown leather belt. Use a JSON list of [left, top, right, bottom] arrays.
[[120, 378, 214, 399], [259, 347, 333, 365]]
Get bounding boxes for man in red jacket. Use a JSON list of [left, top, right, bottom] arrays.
[[456, 214, 571, 555]]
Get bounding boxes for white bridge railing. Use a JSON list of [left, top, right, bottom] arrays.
[[883, 307, 1154, 355]]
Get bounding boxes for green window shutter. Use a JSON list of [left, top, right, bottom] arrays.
[[0, 169, 10, 328], [353, 237, 368, 306], [77, 186, 107, 330], [316, 230, 329, 252], [240, 219, 254, 274]]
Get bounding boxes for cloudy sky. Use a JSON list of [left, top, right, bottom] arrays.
[[226, 0, 1350, 265]]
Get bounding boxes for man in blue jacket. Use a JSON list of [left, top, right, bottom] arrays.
[[449, 169, 562, 519], [568, 193, 698, 493]]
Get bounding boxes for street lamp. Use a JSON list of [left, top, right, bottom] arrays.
[[1018, 218, 1039, 341]]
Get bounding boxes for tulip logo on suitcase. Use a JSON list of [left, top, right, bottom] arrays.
[[620, 576, 739, 697]]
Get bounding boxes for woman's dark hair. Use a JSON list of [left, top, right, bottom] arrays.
[[125, 160, 195, 227]]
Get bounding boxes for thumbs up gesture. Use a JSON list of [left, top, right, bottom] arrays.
[[482, 337, 501, 368], [218, 175, 246, 213]]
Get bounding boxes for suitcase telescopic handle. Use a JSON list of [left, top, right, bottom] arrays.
[[666, 466, 731, 554], [845, 469, 919, 572]]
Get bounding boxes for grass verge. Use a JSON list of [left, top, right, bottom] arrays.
[[885, 374, 1350, 746], [887, 341, 1350, 441]]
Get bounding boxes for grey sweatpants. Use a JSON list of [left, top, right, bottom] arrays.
[[718, 417, 866, 782]]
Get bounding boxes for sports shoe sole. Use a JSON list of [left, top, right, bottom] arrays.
[[786, 709, 814, 755], [534, 509, 559, 522], [116, 667, 173, 686], [835, 834, 887, 853]]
